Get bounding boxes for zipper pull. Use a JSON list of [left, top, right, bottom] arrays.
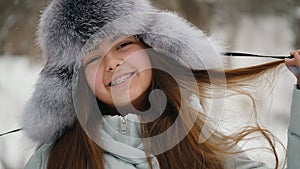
[[120, 116, 127, 135]]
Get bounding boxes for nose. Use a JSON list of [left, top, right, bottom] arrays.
[[104, 52, 124, 71]]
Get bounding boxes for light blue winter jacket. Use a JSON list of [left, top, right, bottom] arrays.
[[24, 86, 300, 169], [286, 86, 300, 168], [24, 114, 160, 169]]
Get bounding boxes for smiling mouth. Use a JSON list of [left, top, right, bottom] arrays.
[[108, 71, 136, 87]]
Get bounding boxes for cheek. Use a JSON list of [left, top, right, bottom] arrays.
[[130, 69, 152, 96], [84, 65, 104, 93], [125, 51, 152, 71], [85, 70, 96, 90]]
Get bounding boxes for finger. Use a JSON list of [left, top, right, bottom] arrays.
[[290, 50, 300, 57], [294, 52, 300, 67], [290, 50, 297, 56], [285, 58, 296, 66], [291, 50, 299, 55], [295, 51, 300, 58]]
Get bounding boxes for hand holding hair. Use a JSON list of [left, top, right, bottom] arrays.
[[285, 50, 300, 86]]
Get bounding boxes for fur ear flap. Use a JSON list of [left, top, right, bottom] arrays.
[[21, 64, 76, 145]]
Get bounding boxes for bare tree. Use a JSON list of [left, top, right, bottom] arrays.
[[176, 0, 215, 31], [151, 0, 215, 31], [294, 0, 300, 48], [0, 0, 48, 57]]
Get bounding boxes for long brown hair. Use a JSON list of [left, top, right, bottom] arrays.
[[47, 50, 286, 169]]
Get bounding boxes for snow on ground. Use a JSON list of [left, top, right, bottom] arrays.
[[0, 56, 42, 169]]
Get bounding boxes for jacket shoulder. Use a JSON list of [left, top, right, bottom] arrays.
[[287, 86, 300, 168]]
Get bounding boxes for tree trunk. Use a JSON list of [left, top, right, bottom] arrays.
[[176, 0, 215, 31]]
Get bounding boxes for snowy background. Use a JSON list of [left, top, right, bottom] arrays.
[[0, 0, 299, 169]]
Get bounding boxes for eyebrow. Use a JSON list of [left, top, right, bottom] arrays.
[[83, 51, 101, 67], [93, 36, 137, 51], [83, 36, 137, 67]]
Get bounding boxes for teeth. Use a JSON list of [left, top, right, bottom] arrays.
[[110, 72, 134, 86]]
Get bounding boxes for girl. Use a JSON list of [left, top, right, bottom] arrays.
[[22, 0, 299, 168]]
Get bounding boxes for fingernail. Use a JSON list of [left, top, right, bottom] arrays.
[[285, 57, 292, 60]]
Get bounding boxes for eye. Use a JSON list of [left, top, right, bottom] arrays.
[[85, 55, 101, 66], [117, 41, 134, 49]]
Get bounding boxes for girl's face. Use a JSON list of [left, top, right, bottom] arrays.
[[83, 36, 152, 107]]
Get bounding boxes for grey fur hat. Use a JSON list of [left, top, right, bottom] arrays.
[[21, 0, 223, 145]]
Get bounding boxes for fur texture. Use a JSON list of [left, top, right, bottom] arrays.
[[21, 0, 223, 145]]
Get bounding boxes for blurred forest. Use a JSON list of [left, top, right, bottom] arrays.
[[0, 0, 299, 58]]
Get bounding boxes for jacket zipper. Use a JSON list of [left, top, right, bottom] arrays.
[[121, 116, 127, 135]]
